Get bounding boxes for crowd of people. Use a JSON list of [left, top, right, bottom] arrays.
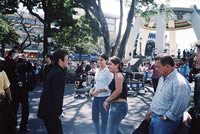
[[0, 43, 200, 134]]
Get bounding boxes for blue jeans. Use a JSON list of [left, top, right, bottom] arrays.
[[92, 96, 109, 134], [106, 102, 128, 134], [149, 113, 181, 134]]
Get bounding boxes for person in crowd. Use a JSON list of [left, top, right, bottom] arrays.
[[125, 63, 133, 82], [138, 63, 144, 72], [182, 43, 200, 133], [148, 57, 160, 92], [85, 62, 91, 74], [143, 63, 149, 83], [3, 49, 20, 134], [178, 58, 190, 80], [144, 55, 191, 134], [37, 49, 68, 134], [89, 54, 113, 134], [103, 56, 128, 134], [183, 49, 186, 58], [40, 54, 53, 85], [89, 62, 97, 76], [178, 49, 181, 59], [0, 58, 13, 134], [15, 52, 33, 132], [75, 62, 84, 78]]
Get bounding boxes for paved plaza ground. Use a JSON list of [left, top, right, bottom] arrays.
[[19, 81, 195, 134], [20, 83, 155, 134]]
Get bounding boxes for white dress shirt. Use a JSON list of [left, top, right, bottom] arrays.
[[94, 66, 113, 97]]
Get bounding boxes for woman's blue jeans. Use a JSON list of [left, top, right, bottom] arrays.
[[149, 113, 181, 134], [106, 102, 128, 134], [92, 96, 109, 134]]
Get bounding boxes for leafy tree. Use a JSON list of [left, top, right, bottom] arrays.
[[32, 32, 43, 47], [81, 0, 111, 56], [0, 13, 19, 57], [81, 0, 157, 59], [20, 0, 80, 57], [0, 0, 19, 14], [14, 11, 40, 52], [53, 15, 100, 54]]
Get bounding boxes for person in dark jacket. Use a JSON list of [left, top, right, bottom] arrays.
[[15, 53, 33, 132], [37, 50, 68, 134], [40, 54, 53, 86], [183, 43, 200, 134], [3, 49, 20, 134]]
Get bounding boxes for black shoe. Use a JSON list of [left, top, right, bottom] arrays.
[[19, 127, 31, 132]]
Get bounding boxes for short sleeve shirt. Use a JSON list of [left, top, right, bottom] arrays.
[[0, 71, 10, 94]]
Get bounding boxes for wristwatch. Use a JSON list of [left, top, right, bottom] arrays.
[[163, 115, 167, 120]]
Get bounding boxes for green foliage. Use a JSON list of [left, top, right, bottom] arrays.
[[24, 0, 78, 27], [0, 0, 18, 14], [135, 1, 173, 21], [32, 32, 43, 45], [135, 0, 158, 21], [53, 15, 100, 54], [0, 13, 19, 44]]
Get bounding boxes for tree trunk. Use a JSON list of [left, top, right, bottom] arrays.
[[82, 0, 111, 56], [111, 0, 123, 56], [43, 0, 52, 58], [118, 0, 136, 59], [43, 26, 48, 57], [103, 33, 110, 56]]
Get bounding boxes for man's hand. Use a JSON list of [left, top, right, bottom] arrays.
[[183, 111, 192, 127], [144, 109, 152, 122]]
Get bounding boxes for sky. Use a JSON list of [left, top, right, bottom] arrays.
[[101, 0, 200, 51]]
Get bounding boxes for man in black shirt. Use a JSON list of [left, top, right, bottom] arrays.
[[37, 50, 68, 134], [16, 53, 33, 132]]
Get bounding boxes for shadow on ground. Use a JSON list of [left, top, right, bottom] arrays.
[[16, 83, 154, 134]]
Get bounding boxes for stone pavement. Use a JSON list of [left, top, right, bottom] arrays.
[[19, 84, 155, 134]]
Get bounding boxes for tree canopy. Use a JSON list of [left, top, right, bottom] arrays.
[[0, 13, 19, 57], [53, 15, 100, 54]]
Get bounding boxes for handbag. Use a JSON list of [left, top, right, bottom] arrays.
[[132, 119, 149, 134]]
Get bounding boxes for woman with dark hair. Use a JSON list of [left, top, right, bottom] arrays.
[[103, 56, 128, 134], [89, 53, 113, 134]]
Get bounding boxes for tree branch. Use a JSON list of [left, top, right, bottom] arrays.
[[111, 0, 123, 56], [20, 0, 45, 24], [118, 0, 136, 59]]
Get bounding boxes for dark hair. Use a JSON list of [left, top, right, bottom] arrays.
[[99, 53, 108, 61], [181, 58, 186, 62], [109, 56, 124, 72], [46, 54, 53, 61], [159, 56, 174, 67], [8, 49, 17, 57], [196, 42, 200, 51], [155, 57, 159, 61], [52, 49, 68, 65]]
